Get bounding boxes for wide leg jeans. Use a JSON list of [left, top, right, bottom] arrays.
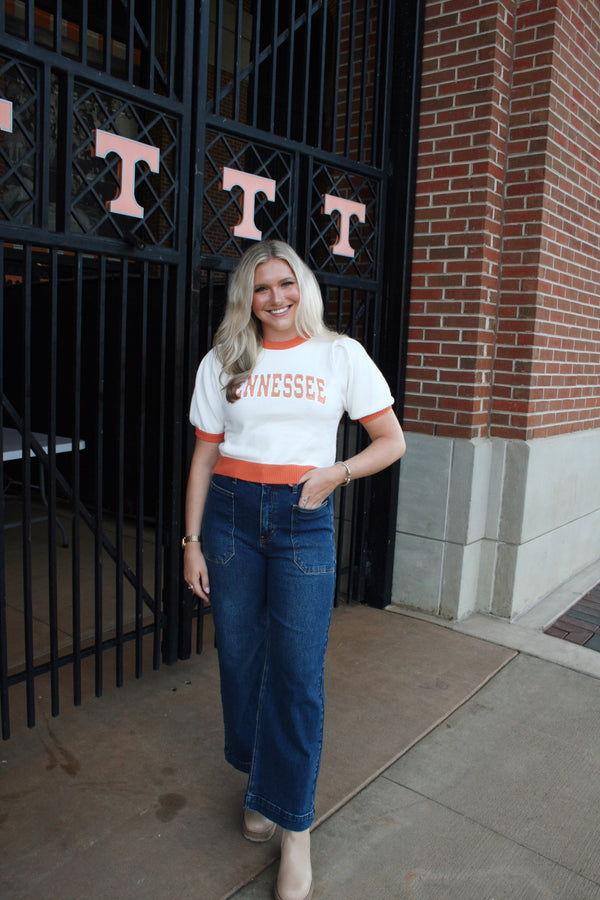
[[202, 474, 336, 831]]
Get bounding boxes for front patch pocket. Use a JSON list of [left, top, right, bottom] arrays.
[[202, 480, 235, 564], [291, 498, 336, 574]]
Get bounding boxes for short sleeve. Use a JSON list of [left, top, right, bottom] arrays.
[[189, 349, 226, 439], [333, 337, 394, 421]]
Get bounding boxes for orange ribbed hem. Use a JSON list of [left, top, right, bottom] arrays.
[[359, 406, 392, 424], [195, 427, 224, 443], [214, 457, 315, 484]]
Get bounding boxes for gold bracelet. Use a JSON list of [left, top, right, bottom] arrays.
[[336, 460, 352, 486], [181, 534, 201, 548]]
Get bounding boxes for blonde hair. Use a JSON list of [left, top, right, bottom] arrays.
[[214, 240, 334, 401]]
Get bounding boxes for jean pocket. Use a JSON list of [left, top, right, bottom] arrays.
[[202, 480, 235, 564], [291, 499, 336, 574]]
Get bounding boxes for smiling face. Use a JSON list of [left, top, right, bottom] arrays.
[[251, 258, 301, 343]]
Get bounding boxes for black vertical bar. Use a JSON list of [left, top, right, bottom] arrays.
[[204, 268, 215, 348], [40, 65, 51, 230], [136, 262, 149, 677], [213, 0, 223, 116], [54, 1, 63, 53], [187, 263, 215, 402], [302, 154, 314, 261], [290, 149, 300, 249], [332, 0, 342, 155], [48, 249, 60, 718], [233, 0, 243, 121], [170, 0, 209, 663], [269, 1, 279, 133], [251, 0, 262, 127], [185, 261, 204, 659], [128, 0, 135, 83], [115, 259, 127, 686], [358, 0, 370, 163], [169, 0, 177, 96], [195, 599, 204, 656], [340, 428, 355, 603], [344, 0, 357, 159], [80, 0, 88, 66], [26, 0, 34, 43], [341, 299, 359, 600], [148, 0, 157, 92], [329, 285, 349, 604], [285, 0, 297, 139], [94, 257, 106, 698], [371, 0, 387, 168], [336, 285, 344, 334], [301, 0, 312, 144], [55, 71, 73, 235], [317, 0, 328, 149], [345, 439, 360, 604], [352, 480, 367, 604], [0, 244, 10, 740], [22, 245, 35, 727], [72, 253, 83, 705], [358, 291, 376, 604], [104, 0, 113, 74], [154, 267, 169, 669]]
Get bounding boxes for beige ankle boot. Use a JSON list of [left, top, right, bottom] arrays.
[[243, 808, 276, 842], [274, 828, 313, 900]]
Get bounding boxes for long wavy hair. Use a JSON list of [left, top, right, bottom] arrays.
[[214, 240, 335, 402]]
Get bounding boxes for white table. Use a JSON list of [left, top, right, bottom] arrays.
[[2, 427, 86, 546]]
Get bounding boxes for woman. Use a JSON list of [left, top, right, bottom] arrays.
[[183, 240, 405, 900]]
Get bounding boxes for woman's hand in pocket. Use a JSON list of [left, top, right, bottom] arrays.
[[298, 465, 346, 508]]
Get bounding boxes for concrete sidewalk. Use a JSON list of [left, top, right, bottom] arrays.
[[2, 596, 600, 900], [233, 647, 600, 899]]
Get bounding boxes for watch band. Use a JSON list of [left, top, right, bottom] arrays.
[[181, 534, 201, 548]]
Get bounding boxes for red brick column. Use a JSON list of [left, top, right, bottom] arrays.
[[406, 0, 600, 441]]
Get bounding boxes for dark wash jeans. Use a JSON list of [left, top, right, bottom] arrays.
[[202, 474, 336, 831]]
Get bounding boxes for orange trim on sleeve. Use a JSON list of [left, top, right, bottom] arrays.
[[195, 427, 224, 443], [359, 406, 392, 424]]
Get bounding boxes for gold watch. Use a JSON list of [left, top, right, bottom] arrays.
[[181, 534, 201, 548]]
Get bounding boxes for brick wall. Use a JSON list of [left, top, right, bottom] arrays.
[[405, 0, 600, 439]]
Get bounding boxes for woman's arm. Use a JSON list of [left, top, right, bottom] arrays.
[[298, 408, 406, 508], [300, 409, 406, 509], [183, 438, 221, 603], [343, 407, 406, 478]]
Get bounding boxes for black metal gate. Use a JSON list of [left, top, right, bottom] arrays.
[[0, 0, 422, 738]]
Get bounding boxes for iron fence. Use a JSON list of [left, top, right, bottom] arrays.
[[0, 0, 423, 738]]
